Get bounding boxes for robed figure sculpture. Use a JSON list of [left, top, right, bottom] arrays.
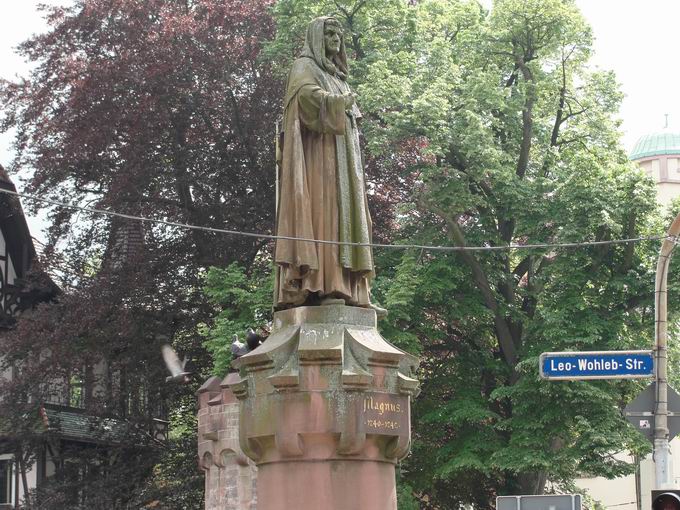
[[274, 16, 383, 314]]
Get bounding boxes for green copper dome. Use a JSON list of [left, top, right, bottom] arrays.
[[630, 132, 680, 160]]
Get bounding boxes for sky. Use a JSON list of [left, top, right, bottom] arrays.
[[0, 1, 60, 165], [574, 0, 680, 145], [1, 0, 679, 239]]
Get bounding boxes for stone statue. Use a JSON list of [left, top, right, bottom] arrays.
[[274, 16, 384, 315], [229, 24, 418, 505]]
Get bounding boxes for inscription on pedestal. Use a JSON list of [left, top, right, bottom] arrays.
[[360, 393, 409, 435]]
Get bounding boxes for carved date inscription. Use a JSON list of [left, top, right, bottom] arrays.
[[360, 393, 409, 435]]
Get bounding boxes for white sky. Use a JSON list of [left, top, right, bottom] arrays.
[[1, 0, 679, 239], [576, 0, 680, 146], [0, 1, 61, 166]]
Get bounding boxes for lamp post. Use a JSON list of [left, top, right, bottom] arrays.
[[654, 214, 680, 489]]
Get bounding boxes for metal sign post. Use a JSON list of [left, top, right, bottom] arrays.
[[652, 214, 680, 490]]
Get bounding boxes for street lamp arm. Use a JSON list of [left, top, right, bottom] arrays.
[[654, 213, 680, 490]]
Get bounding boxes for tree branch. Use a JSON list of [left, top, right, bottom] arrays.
[[513, 255, 532, 281], [423, 200, 519, 368], [515, 57, 535, 179]]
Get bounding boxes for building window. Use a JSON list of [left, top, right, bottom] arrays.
[[669, 157, 680, 177], [0, 459, 12, 505], [69, 372, 85, 409], [651, 159, 661, 181]]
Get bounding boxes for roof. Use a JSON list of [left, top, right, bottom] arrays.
[[630, 132, 680, 160], [103, 219, 146, 271], [0, 164, 36, 279], [41, 405, 131, 444], [40, 405, 167, 445], [0, 165, 11, 185], [0, 166, 59, 328]]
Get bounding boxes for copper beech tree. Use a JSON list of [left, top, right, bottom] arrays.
[[0, 0, 280, 507]]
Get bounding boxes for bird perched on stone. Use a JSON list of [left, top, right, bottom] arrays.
[[231, 334, 249, 359], [246, 327, 264, 351], [161, 345, 191, 383]]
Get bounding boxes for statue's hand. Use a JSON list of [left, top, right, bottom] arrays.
[[343, 92, 356, 110]]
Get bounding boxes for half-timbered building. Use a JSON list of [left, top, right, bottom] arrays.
[[0, 165, 168, 507], [0, 166, 55, 506]]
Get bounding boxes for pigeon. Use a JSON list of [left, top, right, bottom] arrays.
[[231, 334, 249, 359], [246, 328, 263, 351], [161, 345, 191, 383]]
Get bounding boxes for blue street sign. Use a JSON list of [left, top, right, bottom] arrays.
[[540, 350, 654, 380]]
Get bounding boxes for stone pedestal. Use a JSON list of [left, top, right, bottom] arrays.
[[198, 374, 258, 510], [230, 305, 419, 510]]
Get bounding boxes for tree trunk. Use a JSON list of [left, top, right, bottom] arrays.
[[513, 471, 547, 495], [17, 446, 31, 509]]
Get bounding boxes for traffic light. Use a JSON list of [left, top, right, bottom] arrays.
[[653, 490, 680, 510]]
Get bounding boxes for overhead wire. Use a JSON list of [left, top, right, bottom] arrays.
[[0, 187, 669, 252]]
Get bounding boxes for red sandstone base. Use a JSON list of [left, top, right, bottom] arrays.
[[230, 305, 420, 510], [197, 375, 257, 510], [258, 460, 396, 510]]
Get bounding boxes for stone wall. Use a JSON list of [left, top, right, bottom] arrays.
[[198, 374, 257, 510]]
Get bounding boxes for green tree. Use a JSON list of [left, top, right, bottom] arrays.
[[266, 0, 660, 505], [202, 262, 274, 375]]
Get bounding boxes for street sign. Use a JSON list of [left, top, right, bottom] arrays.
[[624, 383, 680, 443], [497, 494, 582, 510], [539, 350, 654, 380]]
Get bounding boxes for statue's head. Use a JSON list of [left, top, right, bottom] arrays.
[[323, 18, 343, 58], [301, 16, 348, 80]]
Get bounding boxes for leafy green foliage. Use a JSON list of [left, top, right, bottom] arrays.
[[397, 480, 420, 510], [202, 262, 274, 374], [128, 435, 204, 510]]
